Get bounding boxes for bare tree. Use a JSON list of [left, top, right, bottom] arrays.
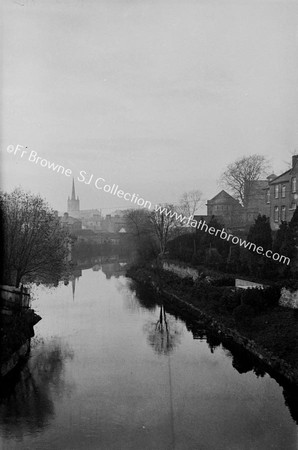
[[124, 208, 157, 260], [219, 154, 270, 207], [125, 205, 181, 260], [124, 209, 151, 241], [1, 188, 71, 287], [149, 204, 177, 256], [178, 189, 203, 217]]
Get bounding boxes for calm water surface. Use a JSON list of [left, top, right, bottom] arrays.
[[0, 265, 297, 450]]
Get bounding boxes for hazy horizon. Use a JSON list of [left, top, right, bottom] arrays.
[[1, 0, 298, 214]]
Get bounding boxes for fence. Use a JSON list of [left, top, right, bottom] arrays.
[[0, 284, 31, 318]]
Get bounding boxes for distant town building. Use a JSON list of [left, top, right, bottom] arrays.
[[66, 179, 102, 228], [267, 155, 298, 229], [101, 214, 127, 233], [80, 211, 102, 230], [75, 229, 122, 245], [60, 212, 82, 234], [79, 210, 101, 219]]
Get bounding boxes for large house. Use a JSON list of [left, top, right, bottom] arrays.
[[267, 155, 298, 229], [245, 179, 271, 223], [206, 182, 272, 231], [205, 155, 298, 231]]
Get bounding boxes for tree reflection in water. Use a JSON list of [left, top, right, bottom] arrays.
[[0, 338, 74, 439], [134, 281, 298, 425], [144, 304, 183, 356]]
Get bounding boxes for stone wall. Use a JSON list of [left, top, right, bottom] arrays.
[[279, 288, 298, 309]]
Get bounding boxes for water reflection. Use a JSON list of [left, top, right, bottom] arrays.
[[0, 266, 297, 449], [129, 281, 159, 312], [144, 304, 183, 356], [64, 258, 129, 300], [72, 254, 130, 274], [70, 256, 128, 281], [101, 261, 127, 279], [283, 387, 298, 425], [135, 278, 298, 426], [0, 338, 74, 439]]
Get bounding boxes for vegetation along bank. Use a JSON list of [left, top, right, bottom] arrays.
[[127, 264, 298, 386]]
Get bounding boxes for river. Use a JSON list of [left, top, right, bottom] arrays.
[[0, 262, 297, 450]]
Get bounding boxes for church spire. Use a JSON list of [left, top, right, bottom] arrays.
[[68, 178, 80, 217], [71, 178, 76, 200]]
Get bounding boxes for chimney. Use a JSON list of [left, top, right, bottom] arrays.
[[292, 155, 298, 169]]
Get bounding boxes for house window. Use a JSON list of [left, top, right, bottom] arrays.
[[274, 184, 279, 199], [290, 202, 296, 210], [281, 184, 286, 198], [281, 206, 286, 222], [266, 189, 270, 204], [292, 177, 297, 193], [274, 206, 279, 222]]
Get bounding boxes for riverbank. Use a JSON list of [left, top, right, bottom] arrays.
[[127, 265, 298, 386], [0, 285, 41, 377]]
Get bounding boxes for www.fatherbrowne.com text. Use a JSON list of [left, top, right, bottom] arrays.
[[154, 205, 290, 266]]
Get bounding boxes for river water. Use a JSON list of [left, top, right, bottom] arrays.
[[0, 263, 297, 450]]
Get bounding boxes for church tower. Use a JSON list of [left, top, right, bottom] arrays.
[[67, 178, 80, 218]]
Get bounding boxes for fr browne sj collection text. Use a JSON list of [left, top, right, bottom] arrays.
[[6, 144, 151, 207]]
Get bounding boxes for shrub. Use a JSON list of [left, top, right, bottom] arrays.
[[212, 277, 235, 287], [261, 286, 281, 308], [233, 304, 255, 326], [239, 285, 281, 314], [221, 290, 242, 312], [182, 276, 195, 287], [241, 288, 264, 314], [282, 279, 298, 292]]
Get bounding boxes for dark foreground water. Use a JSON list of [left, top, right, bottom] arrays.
[[0, 265, 297, 450]]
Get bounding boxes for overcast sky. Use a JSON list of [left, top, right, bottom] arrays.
[[1, 0, 298, 214]]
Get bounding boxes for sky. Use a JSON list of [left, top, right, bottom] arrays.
[[1, 0, 298, 214]]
